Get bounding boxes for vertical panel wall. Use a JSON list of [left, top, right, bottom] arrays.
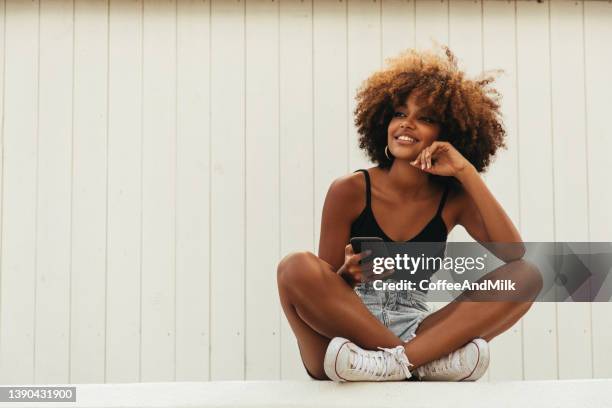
[[245, 0, 280, 379], [106, 0, 143, 383], [482, 0, 522, 381], [1, 0, 40, 384], [71, 0, 108, 383], [279, 0, 315, 380], [0, 0, 611, 384], [36, 0, 73, 383], [209, 0, 245, 380], [585, 0, 612, 379], [175, 0, 211, 383]]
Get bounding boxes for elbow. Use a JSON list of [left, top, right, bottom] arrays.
[[491, 241, 527, 263], [499, 242, 526, 263]]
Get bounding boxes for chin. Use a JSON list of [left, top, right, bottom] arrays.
[[391, 154, 418, 162], [389, 146, 421, 160]]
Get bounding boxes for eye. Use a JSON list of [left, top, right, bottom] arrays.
[[420, 116, 436, 124], [393, 111, 406, 117]]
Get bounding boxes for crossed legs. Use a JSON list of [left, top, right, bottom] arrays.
[[277, 251, 542, 380]]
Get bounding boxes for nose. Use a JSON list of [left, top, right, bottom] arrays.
[[400, 119, 414, 129]]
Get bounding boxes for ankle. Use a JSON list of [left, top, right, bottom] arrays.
[[403, 342, 425, 370]]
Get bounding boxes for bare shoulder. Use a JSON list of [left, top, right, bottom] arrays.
[[324, 169, 369, 219]]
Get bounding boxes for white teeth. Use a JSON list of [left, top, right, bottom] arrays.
[[397, 136, 416, 142]]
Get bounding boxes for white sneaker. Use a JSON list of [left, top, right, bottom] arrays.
[[415, 338, 489, 381], [323, 337, 413, 382]]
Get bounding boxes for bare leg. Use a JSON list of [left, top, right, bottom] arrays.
[[479, 301, 532, 341], [278, 252, 542, 379], [277, 251, 404, 379], [406, 259, 543, 369]]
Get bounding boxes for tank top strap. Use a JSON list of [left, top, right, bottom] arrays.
[[435, 182, 450, 217], [353, 169, 371, 208]]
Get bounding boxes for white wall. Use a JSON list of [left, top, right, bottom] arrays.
[[0, 0, 611, 384]]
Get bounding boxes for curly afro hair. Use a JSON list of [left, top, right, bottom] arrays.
[[354, 45, 506, 174]]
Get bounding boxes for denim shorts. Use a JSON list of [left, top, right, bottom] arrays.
[[302, 279, 433, 380], [354, 279, 434, 343]]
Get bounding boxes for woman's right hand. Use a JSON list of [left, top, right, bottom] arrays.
[[337, 243, 396, 288], [336, 244, 372, 288]]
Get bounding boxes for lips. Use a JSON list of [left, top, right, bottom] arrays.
[[394, 134, 419, 145]]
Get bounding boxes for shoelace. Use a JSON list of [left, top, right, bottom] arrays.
[[351, 345, 413, 381], [419, 348, 462, 376]]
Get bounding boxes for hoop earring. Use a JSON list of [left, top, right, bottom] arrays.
[[385, 145, 392, 160]]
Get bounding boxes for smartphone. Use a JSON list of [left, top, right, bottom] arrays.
[[350, 236, 384, 254], [349, 236, 394, 281]]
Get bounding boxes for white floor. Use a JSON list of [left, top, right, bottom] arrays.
[[5, 379, 612, 408]]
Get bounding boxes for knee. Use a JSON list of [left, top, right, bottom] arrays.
[[277, 251, 323, 293], [508, 259, 543, 300]]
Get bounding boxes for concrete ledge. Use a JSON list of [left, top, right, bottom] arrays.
[[6, 379, 612, 408]]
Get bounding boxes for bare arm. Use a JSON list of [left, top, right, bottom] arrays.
[[456, 165, 525, 261], [317, 175, 363, 272], [416, 141, 525, 262]]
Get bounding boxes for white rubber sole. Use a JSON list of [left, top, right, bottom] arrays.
[[460, 338, 490, 381], [323, 337, 351, 382]]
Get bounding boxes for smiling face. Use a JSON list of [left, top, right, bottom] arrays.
[[387, 91, 442, 161]]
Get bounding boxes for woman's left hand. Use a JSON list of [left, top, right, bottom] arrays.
[[411, 141, 474, 178]]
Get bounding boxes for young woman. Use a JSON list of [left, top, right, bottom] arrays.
[[276, 47, 542, 382]]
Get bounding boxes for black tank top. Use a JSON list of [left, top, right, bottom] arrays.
[[350, 168, 450, 286], [350, 169, 450, 242]]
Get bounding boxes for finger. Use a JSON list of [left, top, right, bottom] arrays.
[[425, 143, 446, 170], [431, 142, 450, 156], [345, 244, 354, 256], [351, 250, 372, 265], [420, 149, 428, 170], [427, 143, 442, 158], [347, 265, 359, 275], [358, 249, 376, 264], [413, 149, 425, 166], [358, 249, 372, 259], [431, 141, 448, 149], [347, 266, 363, 282], [416, 149, 424, 169], [419, 149, 431, 172], [412, 151, 424, 169], [424, 147, 434, 169]]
